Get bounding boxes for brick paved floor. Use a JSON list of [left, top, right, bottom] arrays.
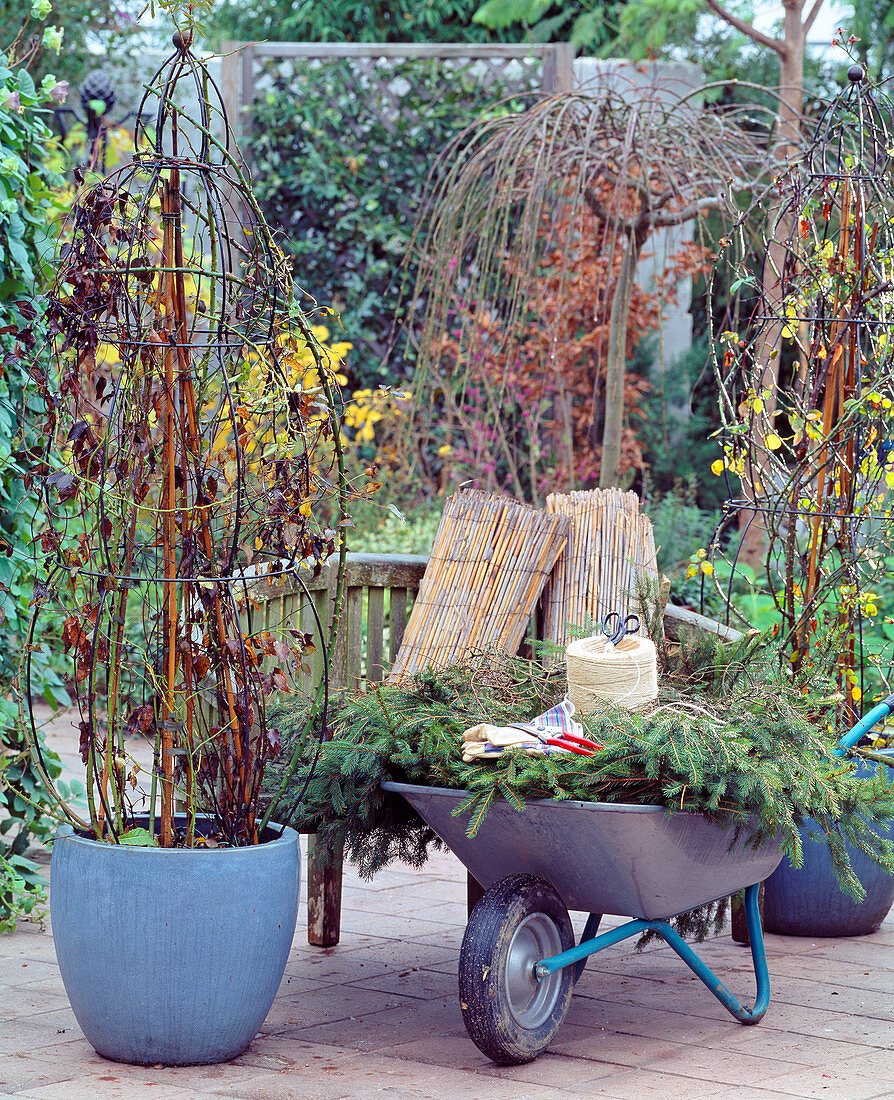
[[1, 709, 892, 1098]]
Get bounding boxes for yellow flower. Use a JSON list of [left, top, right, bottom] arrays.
[[97, 343, 121, 366]]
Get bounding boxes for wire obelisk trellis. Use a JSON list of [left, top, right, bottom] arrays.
[[23, 32, 349, 847], [712, 64, 894, 728]]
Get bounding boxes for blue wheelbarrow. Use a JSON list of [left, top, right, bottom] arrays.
[[382, 697, 892, 1065]]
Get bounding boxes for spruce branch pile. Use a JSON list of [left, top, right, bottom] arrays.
[[267, 638, 894, 906]]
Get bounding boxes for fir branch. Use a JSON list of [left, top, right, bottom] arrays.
[[265, 642, 894, 915]]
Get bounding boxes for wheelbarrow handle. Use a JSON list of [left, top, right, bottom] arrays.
[[835, 692, 894, 757]]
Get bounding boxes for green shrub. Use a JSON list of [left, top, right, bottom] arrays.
[[348, 500, 444, 557], [248, 58, 528, 388], [637, 337, 733, 514]]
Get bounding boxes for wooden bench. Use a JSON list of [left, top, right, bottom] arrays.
[[248, 551, 741, 946]]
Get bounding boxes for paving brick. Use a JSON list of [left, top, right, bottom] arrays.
[[561, 1066, 732, 1098], [342, 967, 456, 1002], [0, 1053, 78, 1093], [757, 1065, 894, 1098], [833, 1049, 894, 1083], [3, 712, 893, 1100], [9, 1075, 209, 1099]]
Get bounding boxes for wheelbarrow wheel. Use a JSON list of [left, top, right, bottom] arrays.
[[459, 874, 574, 1065]]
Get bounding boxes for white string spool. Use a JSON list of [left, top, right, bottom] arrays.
[[566, 634, 658, 713]]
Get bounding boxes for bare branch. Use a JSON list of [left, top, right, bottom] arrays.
[[803, 0, 825, 35], [647, 195, 722, 228], [704, 0, 786, 56], [583, 185, 634, 232]]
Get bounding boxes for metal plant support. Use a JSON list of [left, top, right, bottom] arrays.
[[53, 69, 120, 172], [24, 34, 349, 847], [712, 65, 894, 725]]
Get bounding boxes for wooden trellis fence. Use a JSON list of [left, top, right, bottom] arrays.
[[219, 41, 576, 143]]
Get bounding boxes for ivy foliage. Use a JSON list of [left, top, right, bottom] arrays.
[[268, 639, 894, 913], [247, 58, 527, 387], [0, 37, 72, 929], [0, 28, 70, 709]]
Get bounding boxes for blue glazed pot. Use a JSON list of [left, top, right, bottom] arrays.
[[50, 817, 300, 1065], [763, 755, 894, 937]]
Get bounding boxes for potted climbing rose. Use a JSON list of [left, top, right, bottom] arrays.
[[21, 27, 349, 1066]]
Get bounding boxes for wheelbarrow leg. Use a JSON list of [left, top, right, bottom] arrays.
[[467, 871, 485, 915], [657, 883, 770, 1023], [574, 913, 602, 982], [536, 884, 770, 1025], [731, 882, 765, 944]]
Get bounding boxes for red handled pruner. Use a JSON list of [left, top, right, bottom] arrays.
[[508, 724, 602, 755]]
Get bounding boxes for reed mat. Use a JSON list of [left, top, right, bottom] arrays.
[[543, 488, 658, 649], [388, 489, 569, 681]]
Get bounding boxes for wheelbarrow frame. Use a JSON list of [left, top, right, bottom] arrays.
[[534, 881, 769, 1023], [384, 781, 776, 1027], [381, 694, 894, 1062]]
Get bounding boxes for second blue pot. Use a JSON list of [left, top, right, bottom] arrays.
[[763, 756, 894, 937]]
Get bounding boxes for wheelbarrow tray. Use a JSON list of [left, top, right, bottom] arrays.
[[382, 781, 783, 920]]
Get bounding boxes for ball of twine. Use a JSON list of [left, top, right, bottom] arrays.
[[566, 634, 658, 713]]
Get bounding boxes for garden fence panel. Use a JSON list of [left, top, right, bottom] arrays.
[[219, 41, 576, 144]]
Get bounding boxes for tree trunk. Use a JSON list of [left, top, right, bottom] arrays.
[[599, 233, 639, 487]]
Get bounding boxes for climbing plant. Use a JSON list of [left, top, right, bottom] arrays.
[[0, 8, 73, 929], [23, 30, 352, 849], [710, 65, 894, 728]]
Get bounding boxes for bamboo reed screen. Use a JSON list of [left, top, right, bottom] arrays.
[[388, 489, 570, 680], [542, 489, 658, 648]]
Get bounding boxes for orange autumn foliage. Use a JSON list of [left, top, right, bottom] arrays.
[[433, 199, 710, 498]]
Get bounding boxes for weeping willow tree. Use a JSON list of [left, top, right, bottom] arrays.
[[408, 75, 775, 493]]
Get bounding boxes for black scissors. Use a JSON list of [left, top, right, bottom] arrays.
[[601, 610, 640, 646]]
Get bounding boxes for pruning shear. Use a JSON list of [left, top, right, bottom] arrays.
[[601, 610, 640, 646], [507, 724, 601, 756]]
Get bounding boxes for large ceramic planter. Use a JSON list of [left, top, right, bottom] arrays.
[[763, 756, 894, 937], [50, 817, 300, 1065]]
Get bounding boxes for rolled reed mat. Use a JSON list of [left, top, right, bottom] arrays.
[[566, 635, 658, 713]]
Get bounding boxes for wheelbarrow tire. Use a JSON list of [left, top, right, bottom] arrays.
[[459, 873, 574, 1065]]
